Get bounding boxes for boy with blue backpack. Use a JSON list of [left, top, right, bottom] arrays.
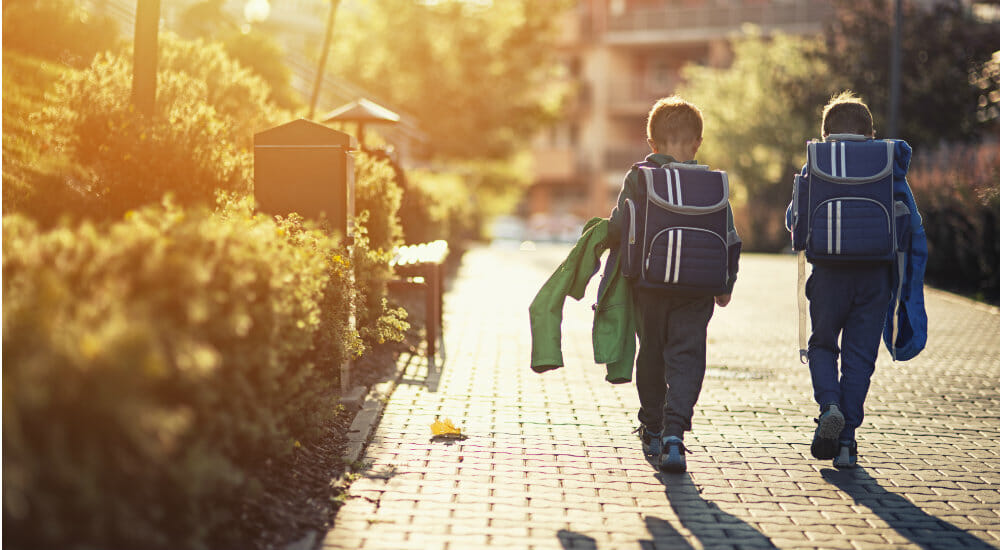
[[609, 96, 741, 473], [786, 91, 927, 469]]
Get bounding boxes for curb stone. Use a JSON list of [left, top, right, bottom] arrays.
[[342, 351, 415, 466]]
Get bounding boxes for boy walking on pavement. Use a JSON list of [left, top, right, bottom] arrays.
[[787, 92, 927, 469], [608, 96, 740, 473]]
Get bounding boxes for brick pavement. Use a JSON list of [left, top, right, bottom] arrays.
[[321, 243, 1000, 550]]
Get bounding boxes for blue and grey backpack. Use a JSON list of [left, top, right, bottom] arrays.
[[788, 134, 914, 362], [620, 162, 740, 295], [789, 135, 912, 263]]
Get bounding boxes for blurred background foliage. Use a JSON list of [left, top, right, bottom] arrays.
[[824, 0, 1000, 148], [2, 0, 120, 68], [328, 0, 574, 160]]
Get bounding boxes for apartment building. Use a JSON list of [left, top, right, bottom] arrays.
[[526, 0, 832, 233]]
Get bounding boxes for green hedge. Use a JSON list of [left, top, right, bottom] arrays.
[[352, 151, 408, 350], [34, 33, 284, 221], [909, 143, 1000, 303], [2, 197, 357, 549]]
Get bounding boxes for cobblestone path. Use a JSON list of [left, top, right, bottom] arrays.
[[323, 243, 1000, 550]]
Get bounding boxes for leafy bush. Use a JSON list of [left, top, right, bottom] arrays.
[[2, 0, 120, 68], [908, 142, 1000, 302], [1, 50, 93, 223], [352, 151, 408, 349], [38, 33, 283, 220], [354, 151, 404, 252], [2, 197, 356, 549], [402, 169, 478, 244]]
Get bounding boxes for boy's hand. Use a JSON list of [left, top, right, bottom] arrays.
[[714, 293, 732, 307]]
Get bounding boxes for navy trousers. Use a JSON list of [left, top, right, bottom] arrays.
[[634, 291, 715, 439], [807, 264, 890, 441]]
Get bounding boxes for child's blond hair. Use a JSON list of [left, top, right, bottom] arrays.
[[647, 96, 703, 147], [822, 91, 875, 137]]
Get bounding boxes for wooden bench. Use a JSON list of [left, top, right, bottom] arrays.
[[389, 240, 449, 367]]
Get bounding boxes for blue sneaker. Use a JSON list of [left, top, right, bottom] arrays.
[[659, 436, 686, 473], [833, 439, 858, 469], [637, 425, 661, 456], [811, 403, 845, 460]]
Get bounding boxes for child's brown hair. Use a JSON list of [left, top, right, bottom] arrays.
[[822, 91, 875, 137], [647, 96, 703, 147]]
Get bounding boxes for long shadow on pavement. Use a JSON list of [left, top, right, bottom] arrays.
[[557, 529, 598, 550], [652, 472, 778, 550], [555, 472, 776, 550], [822, 467, 994, 550]]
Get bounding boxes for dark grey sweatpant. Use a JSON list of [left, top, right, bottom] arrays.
[[634, 291, 715, 439]]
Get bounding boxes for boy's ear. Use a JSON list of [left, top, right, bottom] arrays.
[[689, 136, 703, 156]]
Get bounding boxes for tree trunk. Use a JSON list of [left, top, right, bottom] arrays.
[[132, 0, 161, 116], [308, 0, 342, 120]]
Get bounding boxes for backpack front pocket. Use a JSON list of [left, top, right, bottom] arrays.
[[809, 198, 892, 258], [644, 227, 728, 289]]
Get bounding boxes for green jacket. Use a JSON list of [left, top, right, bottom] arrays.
[[528, 217, 637, 383]]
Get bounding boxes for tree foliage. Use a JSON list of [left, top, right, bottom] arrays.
[[176, 0, 303, 111], [329, 0, 572, 159], [2, 0, 120, 68], [678, 29, 843, 250], [824, 0, 1000, 147]]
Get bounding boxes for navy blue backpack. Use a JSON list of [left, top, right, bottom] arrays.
[[789, 135, 912, 263], [788, 135, 914, 362], [621, 162, 740, 295]]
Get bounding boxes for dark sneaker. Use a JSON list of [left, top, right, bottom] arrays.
[[811, 403, 845, 459], [833, 439, 858, 469], [637, 425, 661, 456], [659, 436, 687, 473]]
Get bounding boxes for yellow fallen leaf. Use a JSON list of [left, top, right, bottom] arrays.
[[430, 417, 462, 436]]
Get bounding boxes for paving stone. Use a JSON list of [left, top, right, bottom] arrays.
[[318, 246, 1000, 550]]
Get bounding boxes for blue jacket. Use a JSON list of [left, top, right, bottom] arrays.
[[785, 139, 928, 360], [883, 140, 928, 360]]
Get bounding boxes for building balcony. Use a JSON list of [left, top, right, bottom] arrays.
[[607, 75, 682, 115], [604, 144, 652, 175], [605, 1, 833, 45], [532, 147, 588, 183]]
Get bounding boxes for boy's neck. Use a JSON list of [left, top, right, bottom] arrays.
[[649, 138, 700, 162], [824, 132, 875, 141], [650, 152, 689, 163]]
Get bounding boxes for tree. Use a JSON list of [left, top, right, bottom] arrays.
[[177, 0, 303, 111], [329, 0, 572, 160], [824, 0, 1000, 147], [309, 0, 341, 119], [222, 30, 302, 111], [678, 30, 844, 251]]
